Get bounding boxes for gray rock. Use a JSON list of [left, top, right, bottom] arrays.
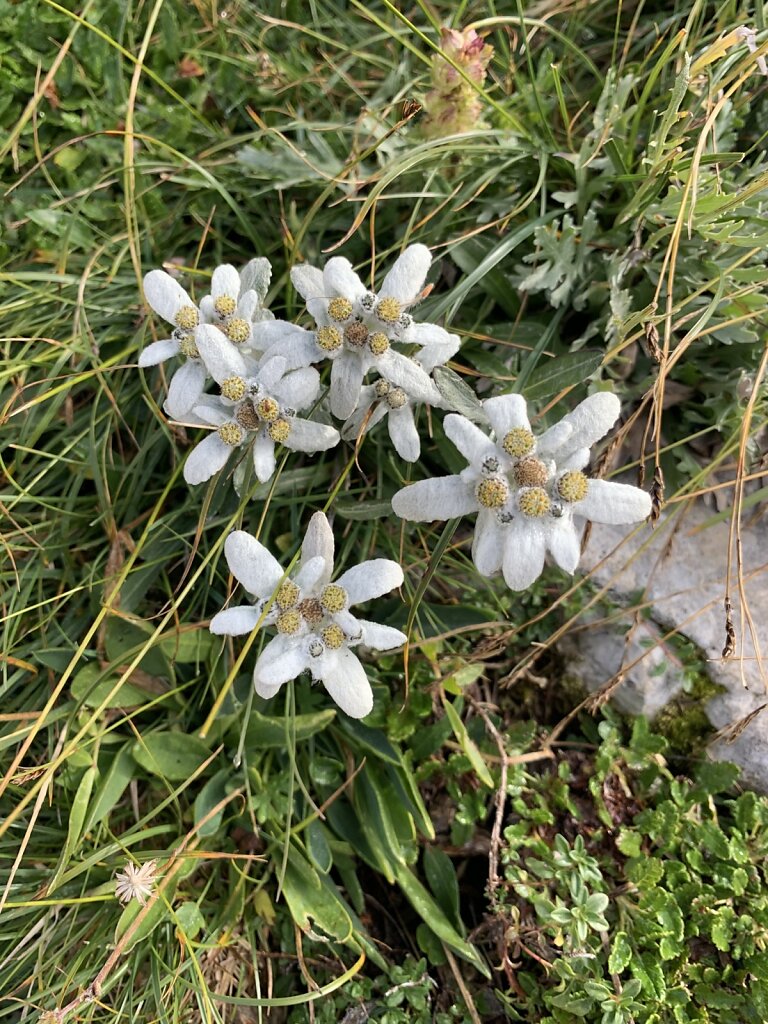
[[571, 497, 768, 790]]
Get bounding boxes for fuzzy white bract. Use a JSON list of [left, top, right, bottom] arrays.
[[391, 391, 651, 590], [340, 334, 460, 461], [181, 325, 338, 485], [209, 512, 406, 718], [258, 244, 459, 420]]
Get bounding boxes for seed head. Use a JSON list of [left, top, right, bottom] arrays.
[[344, 320, 369, 348], [374, 379, 391, 398], [175, 305, 199, 330], [502, 427, 535, 458], [218, 422, 245, 446], [316, 326, 342, 352], [224, 318, 250, 344], [321, 623, 346, 649], [519, 487, 551, 518], [178, 335, 199, 359], [236, 400, 261, 431], [386, 387, 408, 410], [275, 580, 300, 610], [476, 477, 509, 509], [115, 860, 159, 906], [558, 470, 589, 503], [375, 297, 402, 324], [268, 418, 291, 443], [298, 598, 324, 626], [276, 610, 302, 635], [328, 297, 353, 322], [320, 584, 347, 613], [221, 376, 246, 402], [257, 397, 279, 422], [513, 458, 548, 488], [369, 332, 389, 356], [214, 295, 237, 318]]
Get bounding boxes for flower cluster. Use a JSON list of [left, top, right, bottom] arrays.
[[138, 240, 652, 718], [422, 27, 495, 138]]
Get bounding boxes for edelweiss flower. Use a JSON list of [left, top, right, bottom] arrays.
[[115, 859, 159, 906], [140, 269, 208, 418], [266, 244, 455, 419], [391, 392, 651, 590], [198, 259, 275, 356], [340, 333, 460, 461], [182, 325, 338, 485], [210, 513, 406, 718]]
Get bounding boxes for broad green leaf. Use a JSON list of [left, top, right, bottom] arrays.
[[132, 732, 212, 781], [115, 884, 171, 952], [281, 847, 354, 943], [246, 708, 335, 749], [335, 718, 400, 765], [423, 846, 461, 929], [174, 901, 206, 941], [71, 663, 156, 710], [522, 351, 603, 401], [609, 931, 632, 974], [306, 820, 333, 874], [159, 629, 214, 664], [104, 617, 172, 679], [194, 768, 230, 837], [441, 697, 494, 788]]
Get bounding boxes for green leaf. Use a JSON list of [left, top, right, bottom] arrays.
[[281, 847, 354, 943], [71, 663, 156, 710], [423, 846, 461, 929], [306, 820, 333, 874], [245, 707, 335, 749], [441, 697, 494, 788], [174, 901, 206, 941], [392, 862, 489, 977], [432, 366, 488, 423], [131, 731, 212, 781], [115, 883, 171, 952], [159, 629, 214, 664], [522, 351, 603, 401], [86, 744, 135, 828], [609, 931, 632, 974], [104, 617, 172, 680], [48, 764, 96, 894], [193, 769, 230, 837]]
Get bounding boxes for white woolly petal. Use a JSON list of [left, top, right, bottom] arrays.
[[189, 396, 230, 426], [335, 559, 404, 606], [317, 648, 373, 719], [483, 394, 531, 438], [443, 414, 495, 464], [535, 421, 574, 457], [341, 388, 377, 441], [335, 610, 363, 638], [502, 525, 547, 591], [294, 554, 327, 594], [547, 520, 581, 574], [330, 352, 366, 419], [323, 257, 367, 300], [388, 405, 420, 462], [238, 291, 259, 321], [258, 325, 319, 370], [224, 530, 284, 597], [286, 418, 340, 453], [306, 297, 331, 328], [139, 337, 179, 367], [472, 510, 504, 577], [275, 367, 320, 411], [378, 244, 431, 303], [376, 350, 438, 404], [575, 479, 651, 525], [210, 605, 261, 636], [291, 264, 325, 302], [391, 476, 478, 522], [253, 432, 277, 483], [164, 360, 207, 419], [195, 324, 247, 384], [357, 620, 407, 651], [258, 355, 288, 391], [184, 433, 232, 485], [559, 447, 591, 471], [553, 392, 621, 459], [415, 334, 461, 373], [301, 512, 335, 576], [143, 270, 193, 323], [408, 322, 458, 348], [254, 675, 284, 701], [211, 264, 240, 300], [254, 635, 309, 687]]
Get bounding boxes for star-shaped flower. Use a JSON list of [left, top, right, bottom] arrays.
[[115, 859, 159, 906], [258, 244, 453, 420], [340, 332, 460, 461], [139, 269, 208, 419], [182, 325, 338, 485], [391, 391, 651, 590], [198, 259, 275, 356], [210, 513, 406, 718]]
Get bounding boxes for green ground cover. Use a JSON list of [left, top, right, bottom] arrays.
[[2, 1, 768, 1020]]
